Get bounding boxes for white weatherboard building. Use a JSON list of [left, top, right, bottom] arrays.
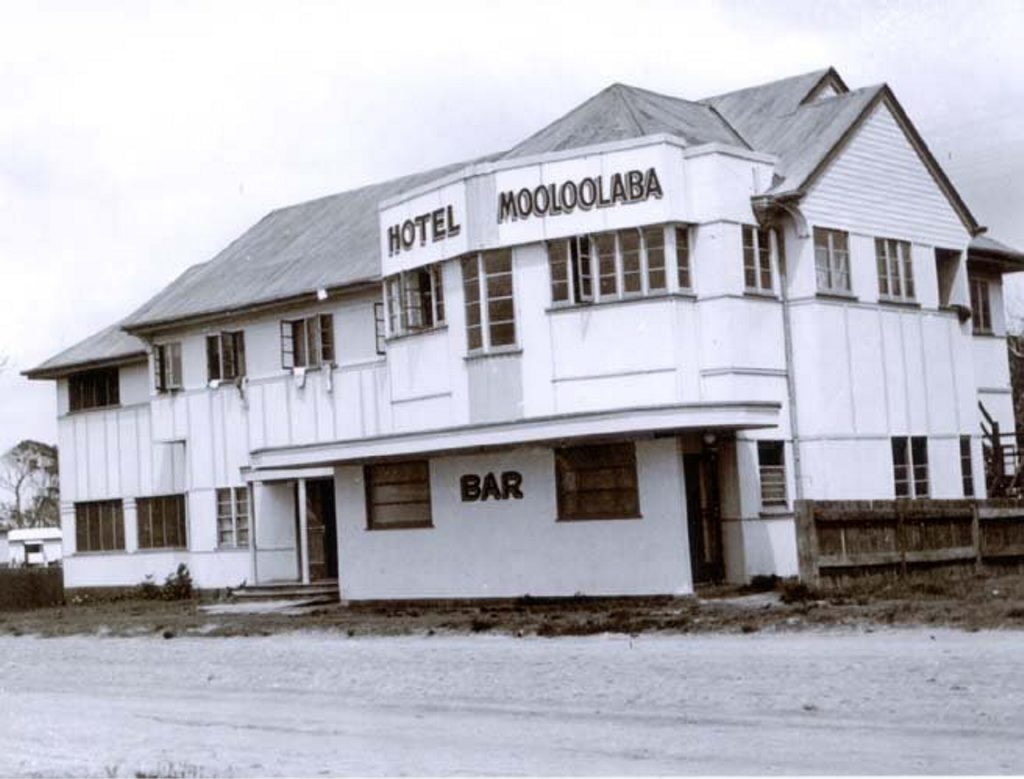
[[27, 68, 1024, 599]]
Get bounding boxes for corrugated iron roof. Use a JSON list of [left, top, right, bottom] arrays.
[[969, 234, 1024, 266], [24, 321, 147, 379]]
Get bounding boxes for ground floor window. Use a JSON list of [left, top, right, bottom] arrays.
[[217, 487, 250, 548], [555, 442, 640, 521], [365, 461, 433, 530], [75, 500, 124, 552], [960, 435, 974, 497], [892, 437, 929, 498], [137, 494, 188, 549], [757, 441, 787, 508]]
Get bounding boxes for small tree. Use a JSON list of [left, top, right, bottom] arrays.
[[0, 440, 60, 528]]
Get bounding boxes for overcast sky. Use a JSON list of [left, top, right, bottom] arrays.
[[2, 0, 1023, 456]]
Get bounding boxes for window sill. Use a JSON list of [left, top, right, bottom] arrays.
[[68, 550, 126, 557], [385, 324, 448, 343], [971, 330, 1002, 338], [135, 547, 189, 554], [66, 404, 122, 416], [216, 545, 251, 552], [743, 290, 779, 301], [815, 290, 857, 302], [556, 513, 643, 523], [464, 345, 523, 362], [546, 291, 696, 313], [877, 297, 920, 309], [759, 507, 793, 519], [366, 522, 434, 532]]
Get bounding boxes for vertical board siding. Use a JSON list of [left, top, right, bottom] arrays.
[[801, 102, 969, 249]]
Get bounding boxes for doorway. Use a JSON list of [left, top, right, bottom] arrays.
[[683, 448, 724, 585], [305, 478, 338, 582]]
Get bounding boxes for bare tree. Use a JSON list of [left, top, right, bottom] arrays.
[[0, 440, 59, 528]]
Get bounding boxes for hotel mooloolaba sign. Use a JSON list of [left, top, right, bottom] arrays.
[[496, 167, 663, 223]]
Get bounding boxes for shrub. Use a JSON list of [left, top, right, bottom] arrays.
[[137, 564, 194, 601]]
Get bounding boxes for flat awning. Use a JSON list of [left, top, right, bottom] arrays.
[[247, 400, 781, 474]]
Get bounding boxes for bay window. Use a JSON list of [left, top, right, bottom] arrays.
[[742, 225, 773, 293], [463, 249, 516, 352]]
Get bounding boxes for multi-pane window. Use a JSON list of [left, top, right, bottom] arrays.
[[463, 249, 516, 352], [74, 500, 124, 553], [876, 238, 915, 301], [757, 441, 787, 508], [206, 331, 246, 382], [384, 264, 445, 337], [68, 367, 120, 412], [137, 494, 188, 549], [742, 225, 773, 293], [365, 461, 432, 530], [555, 442, 640, 521], [280, 314, 335, 369], [813, 227, 851, 294], [373, 302, 386, 355], [960, 435, 975, 498], [548, 225, 691, 305], [154, 342, 183, 393], [216, 487, 250, 548], [970, 277, 992, 333], [891, 436, 929, 498]]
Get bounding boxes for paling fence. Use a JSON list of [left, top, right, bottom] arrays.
[[795, 499, 1024, 587]]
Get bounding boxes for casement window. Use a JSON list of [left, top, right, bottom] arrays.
[[555, 442, 640, 521], [742, 225, 773, 293], [137, 494, 187, 550], [548, 225, 692, 305], [280, 314, 334, 369], [384, 265, 445, 337], [891, 436, 929, 498], [373, 302, 386, 355], [206, 331, 246, 382], [876, 238, 915, 301], [463, 249, 516, 352], [68, 367, 119, 412], [154, 342, 183, 393], [365, 460, 432, 530], [74, 500, 124, 553], [216, 487, 250, 548], [757, 441, 787, 508], [814, 227, 851, 294], [970, 277, 992, 333], [960, 435, 975, 498]]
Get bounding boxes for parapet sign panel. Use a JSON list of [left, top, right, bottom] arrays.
[[380, 180, 469, 276], [494, 144, 682, 248]]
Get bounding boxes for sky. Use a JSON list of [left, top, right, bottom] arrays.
[[1, 0, 1023, 457]]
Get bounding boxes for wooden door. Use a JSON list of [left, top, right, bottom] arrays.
[[684, 451, 724, 584], [305, 479, 338, 582]]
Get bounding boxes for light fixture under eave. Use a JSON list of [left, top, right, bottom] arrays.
[[316, 288, 328, 301]]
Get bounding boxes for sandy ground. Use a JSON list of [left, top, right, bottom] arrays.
[[0, 629, 1022, 776]]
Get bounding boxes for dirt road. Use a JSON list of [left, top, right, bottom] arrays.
[[0, 629, 1021, 776]]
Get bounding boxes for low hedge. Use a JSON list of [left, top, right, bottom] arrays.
[[0, 567, 64, 611]]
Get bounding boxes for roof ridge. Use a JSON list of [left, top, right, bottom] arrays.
[[610, 84, 647, 135], [699, 67, 833, 104]]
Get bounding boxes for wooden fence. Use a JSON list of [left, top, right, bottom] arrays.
[[796, 499, 1024, 587]]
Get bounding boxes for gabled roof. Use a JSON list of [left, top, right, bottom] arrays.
[[969, 234, 1024, 268], [23, 321, 147, 379], [503, 82, 748, 160]]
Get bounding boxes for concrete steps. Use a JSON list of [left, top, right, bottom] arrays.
[[230, 579, 339, 606]]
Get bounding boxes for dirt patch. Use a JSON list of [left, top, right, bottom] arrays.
[[3, 573, 1024, 639]]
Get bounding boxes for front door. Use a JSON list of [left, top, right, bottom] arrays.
[[684, 449, 724, 584], [305, 478, 338, 582]]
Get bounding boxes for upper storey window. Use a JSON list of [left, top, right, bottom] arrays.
[[463, 249, 516, 352], [970, 277, 993, 334], [813, 227, 851, 294], [548, 224, 692, 306], [281, 314, 335, 369], [742, 225, 773, 294], [154, 343, 183, 393], [68, 367, 119, 412], [876, 238, 915, 301], [206, 331, 246, 382], [384, 265, 445, 337]]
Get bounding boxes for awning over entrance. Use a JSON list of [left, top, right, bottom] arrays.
[[246, 401, 781, 475]]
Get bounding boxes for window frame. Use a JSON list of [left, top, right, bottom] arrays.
[[280, 313, 335, 370], [74, 500, 125, 553], [742, 225, 774, 295], [876, 237, 916, 302], [154, 342, 183, 393], [813, 227, 852, 295], [554, 442, 641, 522], [136, 494, 188, 550], [463, 249, 517, 353], [959, 435, 975, 498], [364, 460, 433, 531], [969, 277, 993, 334], [383, 264, 446, 338], [891, 436, 929, 498], [68, 367, 120, 412], [757, 440, 788, 509], [206, 330, 246, 383], [216, 486, 250, 548]]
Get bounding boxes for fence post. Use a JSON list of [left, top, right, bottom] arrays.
[[795, 500, 819, 587], [971, 500, 983, 572]]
